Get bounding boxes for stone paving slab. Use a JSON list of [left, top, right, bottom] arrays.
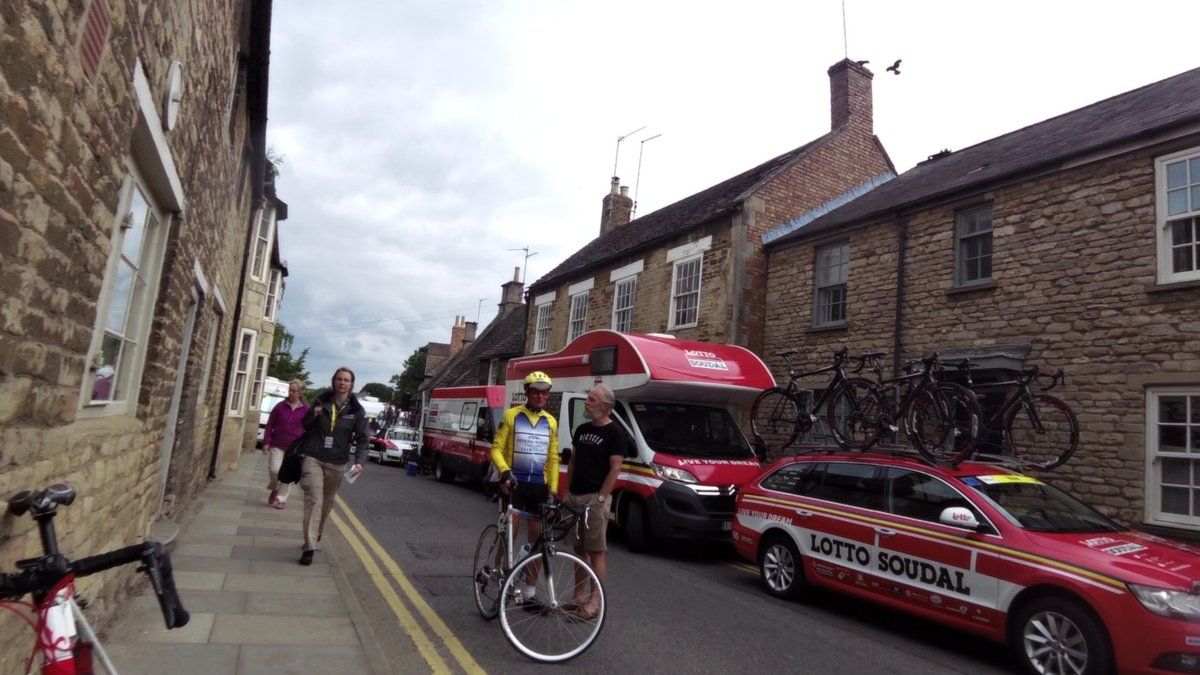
[[175, 542, 236, 558], [103, 643, 241, 675], [244, 592, 351, 618], [209, 614, 359, 646], [222, 572, 339, 595], [175, 571, 228, 591], [237, 645, 371, 674], [172, 555, 254, 574], [108, 611, 216, 643]]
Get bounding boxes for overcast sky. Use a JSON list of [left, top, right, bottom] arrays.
[[266, 0, 1199, 388]]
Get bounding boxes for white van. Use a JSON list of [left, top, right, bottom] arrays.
[[256, 377, 290, 447]]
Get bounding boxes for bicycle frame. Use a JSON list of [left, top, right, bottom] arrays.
[[779, 349, 879, 431]]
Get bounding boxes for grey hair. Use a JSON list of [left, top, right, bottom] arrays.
[[593, 384, 616, 407], [289, 379, 306, 391]]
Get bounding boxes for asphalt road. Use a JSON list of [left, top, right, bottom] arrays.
[[336, 460, 1016, 674]]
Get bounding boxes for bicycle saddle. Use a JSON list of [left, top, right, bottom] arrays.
[[8, 484, 76, 517]]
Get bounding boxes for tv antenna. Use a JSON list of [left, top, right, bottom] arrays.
[[612, 125, 646, 178], [842, 1, 848, 59], [632, 133, 662, 218], [476, 298, 486, 324], [507, 246, 538, 285]]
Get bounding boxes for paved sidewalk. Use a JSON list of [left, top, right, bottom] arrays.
[[103, 452, 389, 674]]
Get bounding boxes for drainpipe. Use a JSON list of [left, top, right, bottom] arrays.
[[891, 213, 908, 378]]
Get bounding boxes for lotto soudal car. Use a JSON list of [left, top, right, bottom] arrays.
[[732, 452, 1200, 675]]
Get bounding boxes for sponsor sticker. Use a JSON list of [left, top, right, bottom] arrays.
[[1185, 636, 1200, 647], [974, 474, 1043, 485], [1101, 543, 1147, 556], [684, 350, 729, 371]]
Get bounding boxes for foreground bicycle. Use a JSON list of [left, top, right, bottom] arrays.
[[472, 489, 604, 663], [0, 484, 190, 674], [957, 361, 1080, 470], [750, 348, 884, 454]]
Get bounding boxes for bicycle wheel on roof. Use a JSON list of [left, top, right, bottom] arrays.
[[750, 388, 801, 453], [827, 378, 884, 451], [1005, 394, 1079, 470]]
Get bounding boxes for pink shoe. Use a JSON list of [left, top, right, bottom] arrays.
[[268, 489, 278, 505], [273, 500, 286, 510]]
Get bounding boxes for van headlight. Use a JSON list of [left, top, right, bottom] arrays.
[[1129, 584, 1200, 620], [652, 464, 698, 484]]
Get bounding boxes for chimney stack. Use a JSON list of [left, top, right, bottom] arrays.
[[600, 176, 634, 236], [449, 315, 466, 357], [828, 59, 873, 133], [499, 266, 524, 316]]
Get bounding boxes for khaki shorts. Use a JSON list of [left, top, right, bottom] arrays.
[[564, 492, 611, 552]]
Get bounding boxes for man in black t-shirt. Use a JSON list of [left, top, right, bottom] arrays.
[[563, 384, 627, 620]]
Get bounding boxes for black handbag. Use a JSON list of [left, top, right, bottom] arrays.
[[278, 430, 319, 484]]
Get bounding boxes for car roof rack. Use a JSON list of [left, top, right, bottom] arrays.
[[787, 443, 1043, 473]]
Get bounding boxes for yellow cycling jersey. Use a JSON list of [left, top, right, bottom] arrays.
[[490, 404, 559, 493]]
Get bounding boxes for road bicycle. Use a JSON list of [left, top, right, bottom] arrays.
[[472, 488, 604, 663], [750, 348, 885, 454], [956, 361, 1080, 470], [834, 353, 982, 465], [0, 484, 190, 674]]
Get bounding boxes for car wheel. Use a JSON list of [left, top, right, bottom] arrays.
[[624, 500, 653, 553], [1012, 596, 1112, 675], [435, 456, 455, 483], [758, 535, 805, 600]]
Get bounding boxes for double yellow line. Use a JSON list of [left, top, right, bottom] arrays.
[[331, 495, 485, 674]]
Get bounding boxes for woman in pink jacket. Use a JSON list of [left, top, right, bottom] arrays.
[[262, 379, 309, 509]]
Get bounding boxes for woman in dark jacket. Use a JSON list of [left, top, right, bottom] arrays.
[[298, 367, 369, 565]]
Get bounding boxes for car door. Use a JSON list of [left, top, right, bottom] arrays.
[[878, 467, 1000, 627], [793, 462, 885, 592]]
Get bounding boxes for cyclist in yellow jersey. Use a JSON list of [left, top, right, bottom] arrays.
[[491, 371, 559, 607]]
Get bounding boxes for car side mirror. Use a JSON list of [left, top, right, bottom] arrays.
[[939, 506, 984, 532], [560, 447, 573, 464]]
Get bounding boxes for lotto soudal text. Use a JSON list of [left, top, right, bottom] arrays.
[[809, 534, 971, 595], [683, 349, 729, 371]]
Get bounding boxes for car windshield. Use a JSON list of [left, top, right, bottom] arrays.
[[260, 394, 285, 414], [387, 428, 419, 443], [629, 402, 754, 459], [961, 477, 1123, 533]]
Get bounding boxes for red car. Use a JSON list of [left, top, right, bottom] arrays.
[[732, 452, 1200, 675]]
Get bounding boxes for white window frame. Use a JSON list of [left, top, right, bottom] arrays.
[[668, 255, 703, 330], [195, 307, 222, 409], [249, 206, 275, 282], [813, 242, 850, 328], [1145, 386, 1200, 529], [611, 275, 637, 332], [533, 302, 552, 353], [1155, 146, 1200, 284], [955, 204, 994, 287], [567, 291, 589, 343], [250, 352, 269, 416], [79, 168, 171, 417], [264, 269, 281, 321], [228, 328, 257, 416]]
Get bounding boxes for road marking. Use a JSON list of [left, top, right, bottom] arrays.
[[336, 495, 486, 675], [330, 510, 452, 673], [727, 561, 759, 576]]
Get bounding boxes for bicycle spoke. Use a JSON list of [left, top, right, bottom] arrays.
[[499, 552, 605, 663], [1007, 395, 1078, 470]]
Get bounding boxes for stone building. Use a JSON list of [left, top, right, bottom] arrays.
[[763, 66, 1200, 534], [523, 59, 893, 359], [0, 0, 277, 657]]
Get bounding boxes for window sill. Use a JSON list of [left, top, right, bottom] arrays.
[[668, 323, 698, 331], [806, 323, 848, 334], [1145, 278, 1200, 294], [946, 280, 997, 296]]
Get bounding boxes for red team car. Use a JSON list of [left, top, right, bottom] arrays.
[[732, 452, 1200, 674]]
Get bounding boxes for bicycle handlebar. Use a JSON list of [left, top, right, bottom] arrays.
[[73, 542, 190, 630]]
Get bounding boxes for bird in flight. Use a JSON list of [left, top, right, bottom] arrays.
[[887, 59, 902, 75]]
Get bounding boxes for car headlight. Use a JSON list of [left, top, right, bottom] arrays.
[[652, 464, 698, 484], [1130, 583, 1200, 620]]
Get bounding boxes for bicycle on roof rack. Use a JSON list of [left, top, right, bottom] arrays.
[[0, 483, 190, 674], [955, 360, 1080, 470], [750, 347, 885, 455]]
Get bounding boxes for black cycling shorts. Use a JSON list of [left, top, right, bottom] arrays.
[[511, 482, 549, 515]]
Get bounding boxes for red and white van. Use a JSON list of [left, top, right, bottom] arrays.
[[421, 386, 506, 484], [506, 330, 774, 552]]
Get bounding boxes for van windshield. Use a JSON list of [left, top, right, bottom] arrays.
[[260, 394, 285, 414], [629, 402, 754, 459]]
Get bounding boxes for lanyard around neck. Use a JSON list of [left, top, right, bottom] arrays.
[[329, 401, 340, 432]]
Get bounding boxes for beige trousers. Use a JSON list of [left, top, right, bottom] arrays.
[[300, 456, 344, 551], [266, 447, 292, 502]]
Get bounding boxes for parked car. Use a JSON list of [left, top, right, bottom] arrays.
[[368, 426, 420, 466], [732, 451, 1200, 675]]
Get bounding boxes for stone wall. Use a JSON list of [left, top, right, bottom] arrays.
[[0, 0, 261, 662], [764, 136, 1200, 526]]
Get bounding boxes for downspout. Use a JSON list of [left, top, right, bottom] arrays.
[[891, 213, 908, 378], [209, 0, 273, 479]]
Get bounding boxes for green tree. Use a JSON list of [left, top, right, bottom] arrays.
[[359, 382, 394, 400], [305, 386, 329, 404], [389, 349, 427, 407], [268, 323, 311, 386]]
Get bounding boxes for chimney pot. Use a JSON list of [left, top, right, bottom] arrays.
[[600, 177, 634, 236], [513, 266, 520, 282], [620, 185, 629, 197]]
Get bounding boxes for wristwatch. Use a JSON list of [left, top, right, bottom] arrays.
[[597, 494, 608, 503]]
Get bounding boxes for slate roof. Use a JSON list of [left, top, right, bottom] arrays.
[[427, 307, 527, 389], [529, 134, 833, 292], [768, 66, 1200, 248]]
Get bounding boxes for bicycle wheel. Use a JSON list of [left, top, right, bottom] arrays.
[[907, 382, 980, 466], [750, 388, 801, 453], [473, 524, 507, 619], [1005, 394, 1079, 470], [826, 378, 885, 451], [499, 551, 605, 663]]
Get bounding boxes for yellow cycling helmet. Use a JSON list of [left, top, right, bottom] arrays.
[[523, 371, 553, 391]]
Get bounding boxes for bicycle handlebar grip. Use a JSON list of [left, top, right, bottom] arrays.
[[141, 542, 190, 630]]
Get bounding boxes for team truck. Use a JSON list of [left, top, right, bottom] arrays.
[[422, 386, 507, 484], [505, 330, 774, 552]]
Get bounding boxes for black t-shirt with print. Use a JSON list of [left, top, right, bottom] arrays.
[[569, 421, 628, 495]]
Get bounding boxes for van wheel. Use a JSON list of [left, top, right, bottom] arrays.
[[625, 500, 652, 553], [1012, 596, 1112, 675], [434, 456, 455, 483], [759, 535, 805, 600]]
